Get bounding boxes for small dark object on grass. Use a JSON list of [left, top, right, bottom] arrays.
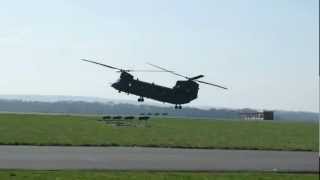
[[125, 116, 135, 120], [139, 116, 150, 120], [113, 116, 122, 120]]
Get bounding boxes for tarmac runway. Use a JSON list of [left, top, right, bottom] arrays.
[[0, 145, 318, 172]]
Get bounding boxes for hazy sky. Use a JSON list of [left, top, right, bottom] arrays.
[[0, 0, 318, 112]]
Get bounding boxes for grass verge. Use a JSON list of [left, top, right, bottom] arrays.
[[0, 113, 318, 151], [0, 171, 318, 180]]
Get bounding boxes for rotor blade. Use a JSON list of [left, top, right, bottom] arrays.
[[147, 63, 189, 79], [81, 59, 122, 71], [189, 75, 205, 81], [118, 70, 173, 73], [196, 80, 228, 90]]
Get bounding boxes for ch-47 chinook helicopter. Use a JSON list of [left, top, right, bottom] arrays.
[[81, 59, 227, 109]]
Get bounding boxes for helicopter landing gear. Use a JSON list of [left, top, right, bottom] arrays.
[[138, 97, 144, 102], [175, 104, 182, 109]]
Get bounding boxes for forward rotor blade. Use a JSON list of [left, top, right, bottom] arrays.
[[147, 63, 189, 79], [196, 80, 228, 90], [81, 59, 122, 71]]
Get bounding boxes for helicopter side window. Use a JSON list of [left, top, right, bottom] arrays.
[[174, 81, 184, 89]]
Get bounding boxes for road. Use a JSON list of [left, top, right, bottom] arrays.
[[0, 146, 318, 172]]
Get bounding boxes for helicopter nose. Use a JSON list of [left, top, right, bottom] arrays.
[[111, 82, 119, 89]]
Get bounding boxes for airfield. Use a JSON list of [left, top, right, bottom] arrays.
[[0, 113, 318, 179]]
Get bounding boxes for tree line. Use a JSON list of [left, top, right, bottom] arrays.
[[0, 99, 318, 121]]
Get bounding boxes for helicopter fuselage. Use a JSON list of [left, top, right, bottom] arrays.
[[111, 72, 199, 105], [80, 59, 227, 109]]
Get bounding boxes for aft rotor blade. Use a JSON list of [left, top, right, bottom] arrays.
[[189, 75, 204, 81], [196, 80, 228, 90], [119, 70, 173, 73], [81, 59, 122, 71], [147, 63, 189, 79]]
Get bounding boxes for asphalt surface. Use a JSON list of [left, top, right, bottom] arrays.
[[0, 146, 318, 172]]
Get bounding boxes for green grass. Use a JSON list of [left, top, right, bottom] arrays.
[[0, 113, 318, 151], [0, 171, 318, 180]]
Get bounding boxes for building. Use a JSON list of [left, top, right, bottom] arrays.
[[240, 111, 274, 120]]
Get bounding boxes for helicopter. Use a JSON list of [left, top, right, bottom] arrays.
[[81, 59, 227, 109]]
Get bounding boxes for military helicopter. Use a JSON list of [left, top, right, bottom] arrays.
[[81, 59, 227, 109]]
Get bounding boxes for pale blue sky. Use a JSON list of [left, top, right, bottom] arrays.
[[0, 0, 318, 112]]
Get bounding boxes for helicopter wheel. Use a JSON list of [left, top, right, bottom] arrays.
[[175, 105, 182, 109], [138, 97, 144, 102]]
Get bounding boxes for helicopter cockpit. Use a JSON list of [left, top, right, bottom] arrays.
[[173, 80, 199, 93]]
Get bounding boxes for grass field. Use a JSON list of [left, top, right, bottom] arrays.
[[0, 171, 318, 180], [0, 113, 318, 151]]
